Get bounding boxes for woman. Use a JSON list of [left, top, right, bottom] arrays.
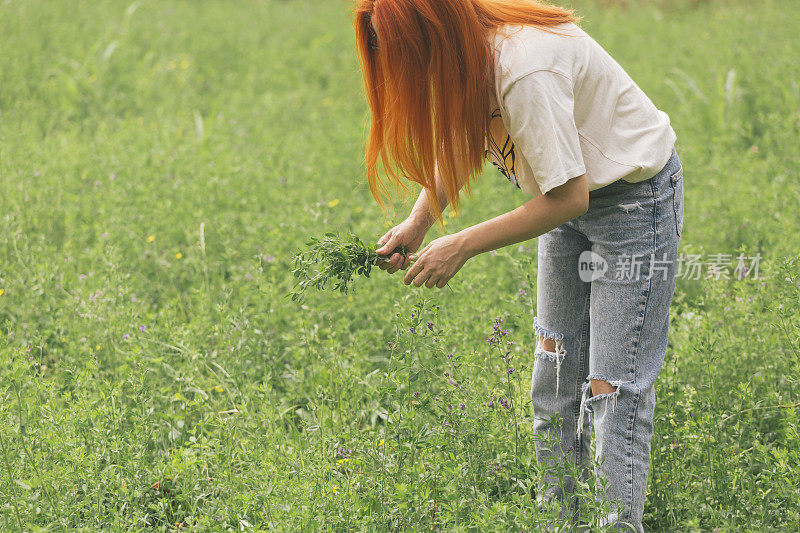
[[354, 0, 683, 530]]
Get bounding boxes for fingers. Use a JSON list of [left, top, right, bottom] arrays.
[[404, 257, 424, 285], [376, 232, 395, 256], [378, 252, 404, 274]]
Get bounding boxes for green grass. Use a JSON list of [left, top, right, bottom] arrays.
[[1, 0, 799, 530]]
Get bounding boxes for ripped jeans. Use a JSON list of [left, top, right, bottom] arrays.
[[531, 146, 684, 532]]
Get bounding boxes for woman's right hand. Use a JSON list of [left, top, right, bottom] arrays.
[[376, 216, 430, 274]]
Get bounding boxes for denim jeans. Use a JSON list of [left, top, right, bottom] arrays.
[[531, 146, 684, 531]]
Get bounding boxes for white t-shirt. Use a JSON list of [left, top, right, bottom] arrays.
[[486, 22, 677, 196]]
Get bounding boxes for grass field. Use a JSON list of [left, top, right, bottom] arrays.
[[1, 0, 799, 530]]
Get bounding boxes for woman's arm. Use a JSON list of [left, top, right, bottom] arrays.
[[460, 173, 588, 258], [377, 158, 468, 272], [403, 174, 589, 288]]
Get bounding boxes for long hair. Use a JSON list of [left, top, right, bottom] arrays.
[[352, 0, 581, 225]]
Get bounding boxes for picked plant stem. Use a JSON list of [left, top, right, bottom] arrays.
[[288, 232, 455, 302]]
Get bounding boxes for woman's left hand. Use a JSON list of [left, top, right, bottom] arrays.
[[403, 233, 470, 289]]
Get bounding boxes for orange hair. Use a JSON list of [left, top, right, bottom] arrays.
[[352, 0, 581, 226]]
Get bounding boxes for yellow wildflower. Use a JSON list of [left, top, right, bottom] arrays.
[[215, 385, 224, 392], [328, 198, 340, 208], [0, 288, 4, 296], [147, 235, 155, 242], [175, 252, 183, 259]]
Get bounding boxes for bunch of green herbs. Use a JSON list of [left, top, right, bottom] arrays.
[[288, 232, 409, 302]]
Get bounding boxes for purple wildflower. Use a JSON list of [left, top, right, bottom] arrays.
[[139, 325, 146, 333], [123, 333, 130, 340], [427, 322, 434, 331]]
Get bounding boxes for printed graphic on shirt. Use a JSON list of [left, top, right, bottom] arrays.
[[485, 108, 520, 189]]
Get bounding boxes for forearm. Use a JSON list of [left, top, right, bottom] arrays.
[[457, 178, 588, 258], [409, 160, 464, 229]]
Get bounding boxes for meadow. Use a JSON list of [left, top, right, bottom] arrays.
[[1, 0, 798, 530]]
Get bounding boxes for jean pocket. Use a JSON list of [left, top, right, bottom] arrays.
[[669, 166, 684, 237]]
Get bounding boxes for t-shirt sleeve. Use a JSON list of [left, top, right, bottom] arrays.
[[500, 70, 586, 195]]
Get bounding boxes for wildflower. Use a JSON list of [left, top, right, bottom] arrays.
[[459, 403, 465, 410], [336, 458, 350, 465], [519, 288, 527, 297], [0, 289, 3, 296], [139, 325, 146, 333], [175, 252, 183, 259], [507, 368, 515, 375], [265, 254, 276, 263], [80, 337, 86, 342], [328, 199, 340, 208], [79, 274, 86, 280], [215, 385, 224, 392], [414, 391, 420, 398], [336, 447, 350, 457], [147, 235, 155, 242], [123, 333, 130, 340], [378, 439, 384, 446], [427, 322, 434, 331]]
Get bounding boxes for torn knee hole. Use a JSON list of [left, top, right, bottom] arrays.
[[532, 317, 566, 362], [539, 336, 557, 353], [532, 317, 567, 396], [590, 378, 617, 397]]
